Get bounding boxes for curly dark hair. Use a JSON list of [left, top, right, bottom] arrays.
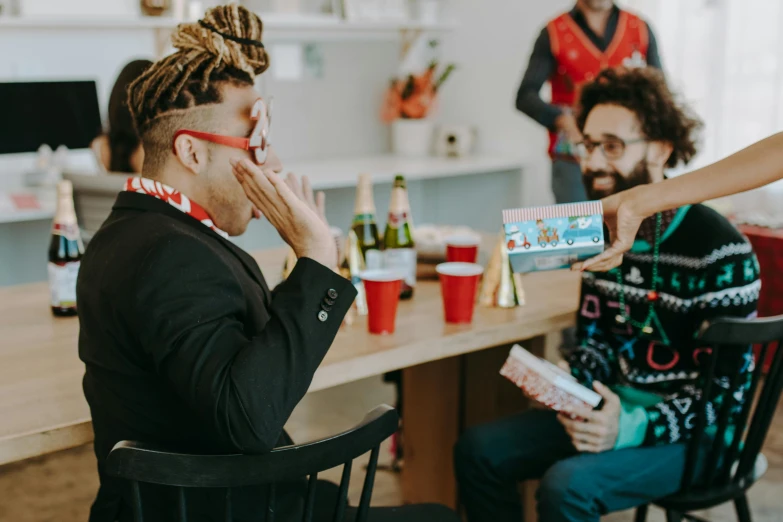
[[576, 67, 703, 168]]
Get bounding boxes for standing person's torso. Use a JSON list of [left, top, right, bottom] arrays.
[[547, 8, 650, 156], [77, 192, 300, 522]]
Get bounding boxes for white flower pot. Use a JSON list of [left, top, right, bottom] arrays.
[[392, 119, 434, 157]]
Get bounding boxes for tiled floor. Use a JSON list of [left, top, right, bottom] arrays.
[[1, 376, 781, 521]]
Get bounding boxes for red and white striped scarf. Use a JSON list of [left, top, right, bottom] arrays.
[[124, 177, 229, 238]]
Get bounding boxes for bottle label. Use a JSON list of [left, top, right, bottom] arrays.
[[364, 249, 383, 270], [384, 248, 416, 287], [387, 211, 408, 227], [352, 213, 376, 224], [48, 261, 80, 308], [52, 223, 81, 241]]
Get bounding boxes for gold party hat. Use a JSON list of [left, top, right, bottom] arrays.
[[479, 228, 525, 308], [342, 229, 368, 315]]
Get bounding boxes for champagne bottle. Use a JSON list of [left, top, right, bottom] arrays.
[[384, 175, 416, 299], [395, 174, 415, 232], [352, 173, 383, 270], [48, 180, 84, 317]]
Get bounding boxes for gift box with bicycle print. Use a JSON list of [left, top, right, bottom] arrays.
[[502, 201, 605, 273]]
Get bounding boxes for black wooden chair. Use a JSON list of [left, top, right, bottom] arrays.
[[105, 404, 399, 522], [635, 315, 783, 522]]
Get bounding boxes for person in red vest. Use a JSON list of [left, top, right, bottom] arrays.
[[516, 0, 662, 203]]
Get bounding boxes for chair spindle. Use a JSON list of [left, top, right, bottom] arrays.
[[132, 481, 144, 522], [355, 445, 381, 522], [177, 487, 188, 522], [302, 473, 319, 522], [332, 460, 352, 522]]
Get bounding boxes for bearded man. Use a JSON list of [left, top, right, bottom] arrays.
[[454, 67, 761, 522]]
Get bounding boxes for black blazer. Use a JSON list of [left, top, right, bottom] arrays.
[[77, 191, 356, 522]]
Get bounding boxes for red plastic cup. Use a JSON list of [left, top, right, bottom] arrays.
[[445, 235, 480, 264], [436, 262, 484, 324], [360, 270, 403, 334]]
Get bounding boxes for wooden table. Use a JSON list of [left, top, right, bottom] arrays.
[[0, 247, 580, 509]]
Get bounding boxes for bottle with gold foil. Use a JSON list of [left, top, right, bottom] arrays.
[[395, 174, 415, 232], [352, 173, 383, 270], [341, 229, 369, 315], [383, 175, 416, 299], [281, 247, 298, 281], [48, 180, 84, 317]]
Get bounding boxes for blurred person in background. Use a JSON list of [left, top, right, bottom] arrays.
[[91, 59, 152, 173], [515, 0, 662, 204]]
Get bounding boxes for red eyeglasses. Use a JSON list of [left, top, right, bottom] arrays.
[[172, 97, 272, 164]]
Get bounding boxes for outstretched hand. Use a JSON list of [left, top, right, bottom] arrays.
[[571, 190, 646, 272]]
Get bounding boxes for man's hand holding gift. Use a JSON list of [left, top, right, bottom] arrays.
[[557, 382, 621, 453]]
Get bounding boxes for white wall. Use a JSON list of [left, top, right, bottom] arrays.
[[437, 0, 574, 207], [0, 0, 567, 285], [0, 34, 398, 163], [0, 0, 566, 192]]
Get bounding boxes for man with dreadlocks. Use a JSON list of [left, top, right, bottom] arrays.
[[77, 5, 457, 522]]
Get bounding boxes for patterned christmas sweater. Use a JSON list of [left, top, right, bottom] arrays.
[[568, 204, 761, 448]]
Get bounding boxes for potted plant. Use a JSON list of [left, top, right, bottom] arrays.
[[381, 60, 456, 157]]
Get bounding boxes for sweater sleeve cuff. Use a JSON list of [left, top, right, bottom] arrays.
[[614, 401, 649, 450], [273, 256, 357, 323]]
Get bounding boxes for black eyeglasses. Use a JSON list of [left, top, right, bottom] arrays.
[[575, 137, 647, 160]]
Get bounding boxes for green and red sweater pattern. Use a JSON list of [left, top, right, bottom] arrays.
[[568, 205, 760, 447]]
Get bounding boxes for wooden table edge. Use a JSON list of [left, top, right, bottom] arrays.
[[0, 418, 93, 466], [308, 311, 576, 393], [0, 310, 575, 465]]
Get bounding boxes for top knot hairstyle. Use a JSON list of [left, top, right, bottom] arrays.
[[576, 67, 703, 168], [127, 3, 269, 136]]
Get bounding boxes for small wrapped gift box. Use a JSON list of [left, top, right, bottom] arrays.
[[503, 201, 605, 273]]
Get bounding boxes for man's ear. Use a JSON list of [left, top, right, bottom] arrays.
[[647, 141, 673, 170], [173, 133, 208, 175]]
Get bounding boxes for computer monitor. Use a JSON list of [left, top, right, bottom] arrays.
[[0, 80, 103, 155]]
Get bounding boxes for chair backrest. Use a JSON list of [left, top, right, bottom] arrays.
[[680, 315, 783, 494], [62, 171, 126, 243], [105, 404, 398, 522]]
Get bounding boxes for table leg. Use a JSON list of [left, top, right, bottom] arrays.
[[400, 357, 461, 508], [462, 336, 558, 522], [463, 344, 530, 429], [399, 334, 562, 514]]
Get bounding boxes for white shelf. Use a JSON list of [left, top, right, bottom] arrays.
[[0, 188, 55, 224], [284, 154, 525, 191], [0, 154, 524, 224], [0, 15, 456, 40], [0, 207, 55, 224], [0, 16, 179, 29]]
